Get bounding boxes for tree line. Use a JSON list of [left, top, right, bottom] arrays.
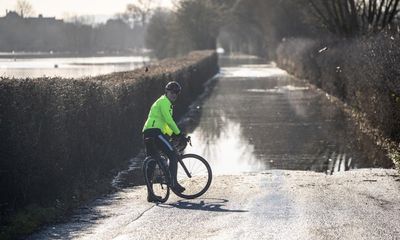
[[145, 0, 400, 59], [1, 0, 398, 56]]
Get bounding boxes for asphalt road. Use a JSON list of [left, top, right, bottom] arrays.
[[28, 169, 400, 240]]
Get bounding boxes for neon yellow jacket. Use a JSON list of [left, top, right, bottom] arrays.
[[142, 95, 181, 136]]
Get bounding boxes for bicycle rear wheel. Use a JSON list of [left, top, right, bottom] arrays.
[[174, 154, 212, 199], [143, 157, 170, 203]]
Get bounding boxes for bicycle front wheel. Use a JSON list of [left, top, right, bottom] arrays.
[[143, 157, 170, 203], [175, 154, 212, 199]]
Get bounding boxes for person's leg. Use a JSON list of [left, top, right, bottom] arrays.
[[154, 133, 185, 193], [143, 130, 162, 202]]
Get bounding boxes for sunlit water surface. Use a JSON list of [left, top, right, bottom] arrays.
[[0, 55, 149, 78], [184, 56, 392, 175]]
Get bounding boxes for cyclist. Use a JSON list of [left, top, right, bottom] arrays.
[[142, 81, 186, 202]]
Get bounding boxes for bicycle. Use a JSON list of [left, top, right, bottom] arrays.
[[142, 136, 212, 203]]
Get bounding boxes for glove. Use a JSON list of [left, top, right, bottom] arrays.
[[171, 133, 183, 143], [173, 133, 187, 150]]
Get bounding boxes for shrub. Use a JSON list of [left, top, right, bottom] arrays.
[[0, 50, 218, 237]]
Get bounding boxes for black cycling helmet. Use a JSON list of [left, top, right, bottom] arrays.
[[165, 81, 182, 94]]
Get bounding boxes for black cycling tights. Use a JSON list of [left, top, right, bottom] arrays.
[[143, 128, 178, 183]]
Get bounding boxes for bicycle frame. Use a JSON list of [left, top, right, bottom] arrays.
[[144, 136, 212, 201], [172, 136, 193, 179], [178, 157, 192, 178], [158, 151, 192, 181]]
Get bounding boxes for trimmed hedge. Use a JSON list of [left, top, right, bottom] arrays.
[[276, 34, 400, 167], [0, 50, 218, 220]]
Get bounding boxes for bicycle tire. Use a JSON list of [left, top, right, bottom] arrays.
[[143, 157, 170, 203], [174, 154, 212, 199]]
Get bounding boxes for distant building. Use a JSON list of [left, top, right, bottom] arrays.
[[0, 11, 63, 24], [0, 11, 65, 52], [0, 10, 143, 52]]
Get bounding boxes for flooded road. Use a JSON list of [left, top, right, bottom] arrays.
[[27, 56, 399, 240], [186, 56, 392, 174]]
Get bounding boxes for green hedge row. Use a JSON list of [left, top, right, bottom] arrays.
[[0, 50, 218, 218], [276, 35, 400, 166]]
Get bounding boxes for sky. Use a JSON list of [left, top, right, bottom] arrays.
[[0, 0, 175, 19]]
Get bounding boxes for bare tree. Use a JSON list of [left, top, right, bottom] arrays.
[[176, 0, 224, 50], [222, 0, 313, 57], [145, 0, 230, 58], [124, 0, 160, 27], [308, 0, 400, 36], [359, 0, 400, 32], [15, 0, 34, 17], [145, 9, 175, 58]]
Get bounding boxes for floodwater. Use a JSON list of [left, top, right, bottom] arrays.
[[182, 56, 393, 175], [113, 55, 393, 189], [0, 55, 149, 78]]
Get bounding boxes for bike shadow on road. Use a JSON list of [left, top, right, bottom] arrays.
[[158, 198, 248, 212]]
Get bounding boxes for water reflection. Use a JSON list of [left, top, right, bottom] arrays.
[[188, 112, 265, 174], [220, 64, 286, 78], [184, 56, 392, 175]]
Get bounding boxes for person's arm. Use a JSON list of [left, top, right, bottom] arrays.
[[160, 99, 181, 135]]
